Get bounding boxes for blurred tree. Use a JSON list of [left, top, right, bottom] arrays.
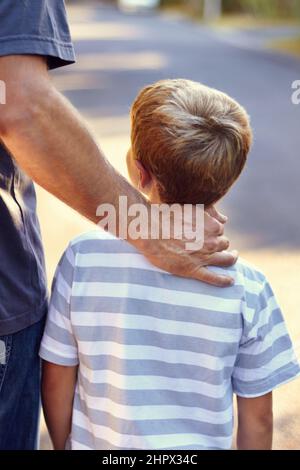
[[185, 0, 222, 19], [222, 0, 243, 12], [161, 0, 300, 18], [161, 0, 185, 7], [203, 0, 222, 20], [188, 0, 202, 16], [223, 0, 300, 17]]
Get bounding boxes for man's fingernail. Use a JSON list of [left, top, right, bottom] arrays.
[[220, 276, 234, 287]]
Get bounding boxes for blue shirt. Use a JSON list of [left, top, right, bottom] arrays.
[[0, 0, 75, 335]]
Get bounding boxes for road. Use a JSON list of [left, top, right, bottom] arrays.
[[38, 2, 300, 449]]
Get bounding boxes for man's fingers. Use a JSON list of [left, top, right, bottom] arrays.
[[203, 235, 230, 254], [204, 211, 224, 236], [215, 236, 230, 253], [206, 205, 228, 225], [206, 250, 239, 268], [193, 267, 234, 287]]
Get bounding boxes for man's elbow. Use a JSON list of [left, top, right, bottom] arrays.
[[0, 81, 50, 139], [0, 55, 50, 138], [0, 91, 37, 138]]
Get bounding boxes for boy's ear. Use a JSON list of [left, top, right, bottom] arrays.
[[135, 160, 152, 189]]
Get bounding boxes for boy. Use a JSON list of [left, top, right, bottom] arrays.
[[40, 79, 300, 450]]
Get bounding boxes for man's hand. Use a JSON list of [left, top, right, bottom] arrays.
[[136, 205, 237, 287]]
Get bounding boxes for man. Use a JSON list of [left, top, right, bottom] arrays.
[[0, 0, 236, 450]]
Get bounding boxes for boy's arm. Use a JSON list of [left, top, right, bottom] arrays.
[[42, 360, 78, 450], [236, 393, 273, 450]]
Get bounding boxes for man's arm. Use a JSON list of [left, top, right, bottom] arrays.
[[236, 393, 273, 450], [0, 55, 236, 286], [41, 361, 77, 450]]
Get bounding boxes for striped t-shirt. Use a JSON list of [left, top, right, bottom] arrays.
[[40, 230, 300, 450]]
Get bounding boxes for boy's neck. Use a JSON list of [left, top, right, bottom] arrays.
[[144, 185, 162, 205]]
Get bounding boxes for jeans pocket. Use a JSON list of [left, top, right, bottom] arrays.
[[0, 335, 12, 393]]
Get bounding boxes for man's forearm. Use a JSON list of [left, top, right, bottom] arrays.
[[0, 55, 145, 226]]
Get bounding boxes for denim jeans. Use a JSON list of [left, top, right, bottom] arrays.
[[0, 316, 46, 450]]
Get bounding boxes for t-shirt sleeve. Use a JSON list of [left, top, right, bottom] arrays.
[[39, 244, 79, 366], [0, 0, 75, 69], [232, 280, 300, 397]]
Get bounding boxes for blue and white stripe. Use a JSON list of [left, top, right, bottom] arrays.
[[40, 230, 300, 450]]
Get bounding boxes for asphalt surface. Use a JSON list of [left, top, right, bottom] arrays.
[[38, 2, 300, 450]]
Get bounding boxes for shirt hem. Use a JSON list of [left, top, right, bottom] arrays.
[[0, 36, 75, 69], [39, 346, 79, 367], [233, 363, 300, 398], [0, 297, 48, 336]]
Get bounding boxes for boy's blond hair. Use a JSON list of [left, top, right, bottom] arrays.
[[130, 79, 252, 206]]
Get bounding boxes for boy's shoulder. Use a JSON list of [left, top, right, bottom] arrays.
[[205, 256, 267, 290], [69, 229, 136, 253], [70, 229, 119, 244], [67, 230, 269, 291], [207, 259, 271, 312], [66, 229, 160, 271], [227, 257, 267, 287]]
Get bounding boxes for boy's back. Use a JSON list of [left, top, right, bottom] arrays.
[[40, 230, 300, 450]]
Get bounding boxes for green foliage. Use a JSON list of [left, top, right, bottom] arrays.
[[161, 0, 300, 18], [237, 0, 300, 17], [160, 0, 185, 7], [222, 0, 243, 13]]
